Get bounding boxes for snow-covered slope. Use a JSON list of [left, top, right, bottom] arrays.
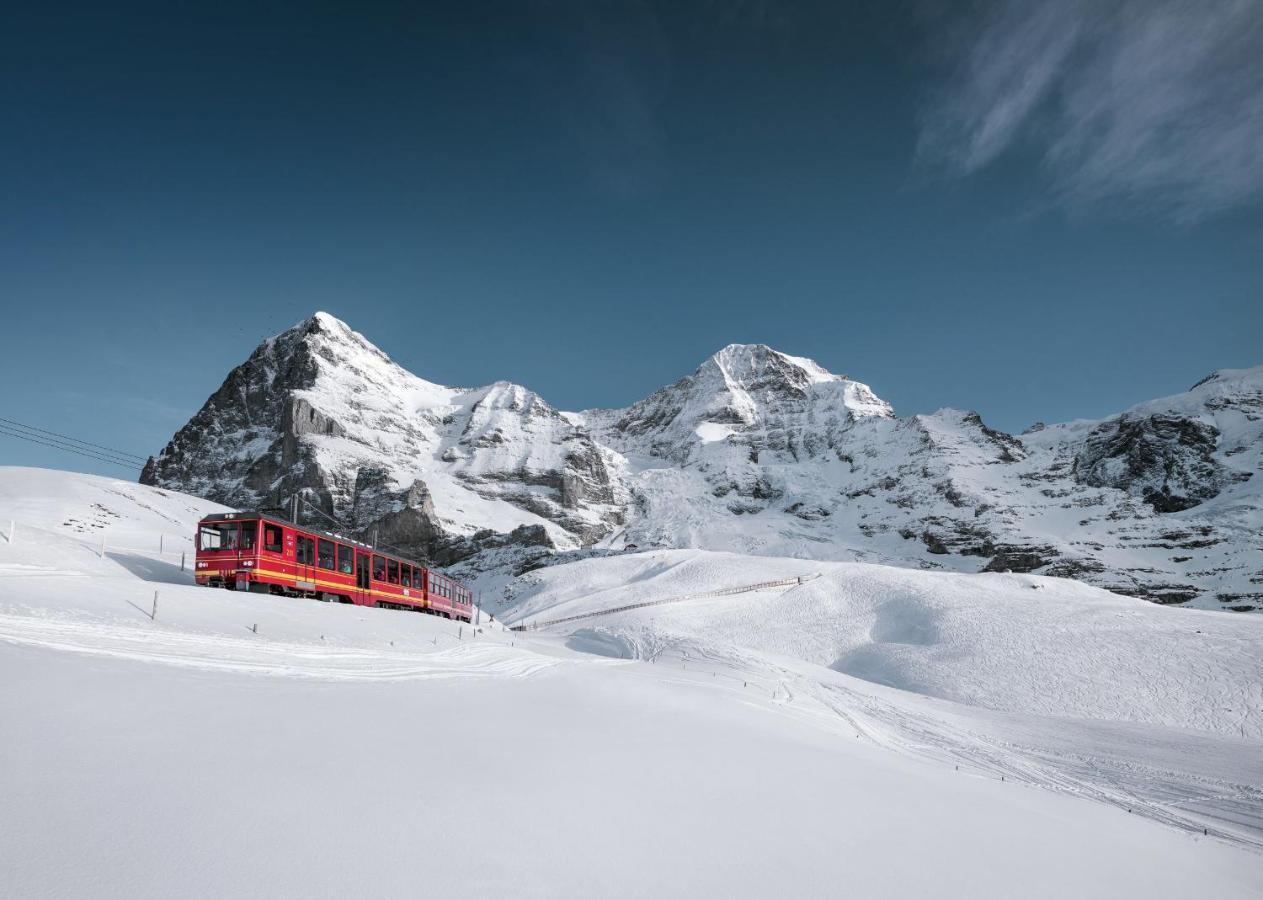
[[141, 314, 1263, 609], [502, 549, 1263, 739], [2, 468, 1261, 897]]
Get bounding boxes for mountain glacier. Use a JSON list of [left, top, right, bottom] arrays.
[[141, 313, 1263, 610]]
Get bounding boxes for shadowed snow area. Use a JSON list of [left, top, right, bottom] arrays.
[[1, 466, 1262, 898]]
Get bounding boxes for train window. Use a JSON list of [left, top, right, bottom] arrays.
[[372, 555, 386, 581], [401, 565, 411, 588], [387, 559, 399, 584], [241, 522, 257, 550], [198, 522, 237, 550], [296, 537, 313, 565], [264, 525, 283, 553], [317, 539, 335, 570], [338, 545, 353, 574]]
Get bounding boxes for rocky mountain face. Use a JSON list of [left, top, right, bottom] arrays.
[[143, 313, 1263, 610], [141, 314, 625, 566]]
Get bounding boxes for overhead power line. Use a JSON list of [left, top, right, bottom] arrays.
[[0, 425, 139, 470], [0, 416, 149, 464], [0, 419, 148, 471]]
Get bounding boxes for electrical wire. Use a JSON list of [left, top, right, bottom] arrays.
[[0, 423, 143, 471], [0, 415, 148, 464]]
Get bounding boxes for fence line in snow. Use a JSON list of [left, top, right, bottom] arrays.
[[511, 574, 817, 631]]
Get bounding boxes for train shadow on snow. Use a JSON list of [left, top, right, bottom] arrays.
[[106, 551, 195, 586]]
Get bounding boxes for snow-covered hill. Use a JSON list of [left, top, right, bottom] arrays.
[[1, 467, 1261, 897], [502, 549, 1263, 739], [140, 313, 1263, 609]]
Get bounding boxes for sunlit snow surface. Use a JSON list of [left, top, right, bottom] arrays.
[[1, 467, 1261, 898]]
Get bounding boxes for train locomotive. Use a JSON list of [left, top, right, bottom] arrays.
[[194, 511, 473, 622]]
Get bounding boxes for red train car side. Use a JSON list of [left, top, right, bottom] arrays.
[[194, 511, 473, 622]]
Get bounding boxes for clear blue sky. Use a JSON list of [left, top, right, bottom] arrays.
[[2, 2, 1261, 478]]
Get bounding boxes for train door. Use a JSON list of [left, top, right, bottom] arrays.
[[295, 533, 317, 594], [261, 521, 286, 578], [355, 552, 372, 605]]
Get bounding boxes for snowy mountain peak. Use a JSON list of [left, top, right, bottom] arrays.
[[276, 311, 403, 372], [704, 344, 893, 419], [1189, 363, 1263, 392], [707, 343, 842, 387]]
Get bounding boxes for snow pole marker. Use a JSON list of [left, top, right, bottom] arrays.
[[160, 533, 164, 553], [151, 591, 158, 620], [180, 551, 186, 572], [6, 520, 13, 543], [251, 623, 258, 634]]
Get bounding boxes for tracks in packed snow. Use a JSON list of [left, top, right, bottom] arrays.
[[514, 574, 819, 631], [0, 612, 560, 682]]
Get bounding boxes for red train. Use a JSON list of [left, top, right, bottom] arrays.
[[194, 511, 473, 622]]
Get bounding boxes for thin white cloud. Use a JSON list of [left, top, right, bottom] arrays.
[[917, 0, 1263, 222]]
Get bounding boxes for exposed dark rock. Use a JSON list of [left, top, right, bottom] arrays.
[[922, 532, 949, 554], [1076, 413, 1223, 511], [983, 547, 1056, 573]]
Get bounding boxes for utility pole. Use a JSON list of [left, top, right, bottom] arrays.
[[292, 493, 300, 524]]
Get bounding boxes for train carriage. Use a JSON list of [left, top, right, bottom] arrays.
[[194, 511, 473, 622]]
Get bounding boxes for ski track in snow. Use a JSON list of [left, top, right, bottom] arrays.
[[0, 612, 561, 682]]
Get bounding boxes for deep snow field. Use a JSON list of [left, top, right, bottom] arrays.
[[1, 466, 1262, 898]]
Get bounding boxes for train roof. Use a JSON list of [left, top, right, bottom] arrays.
[[199, 510, 381, 556]]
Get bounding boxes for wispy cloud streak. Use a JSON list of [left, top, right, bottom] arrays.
[[917, 0, 1263, 222]]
